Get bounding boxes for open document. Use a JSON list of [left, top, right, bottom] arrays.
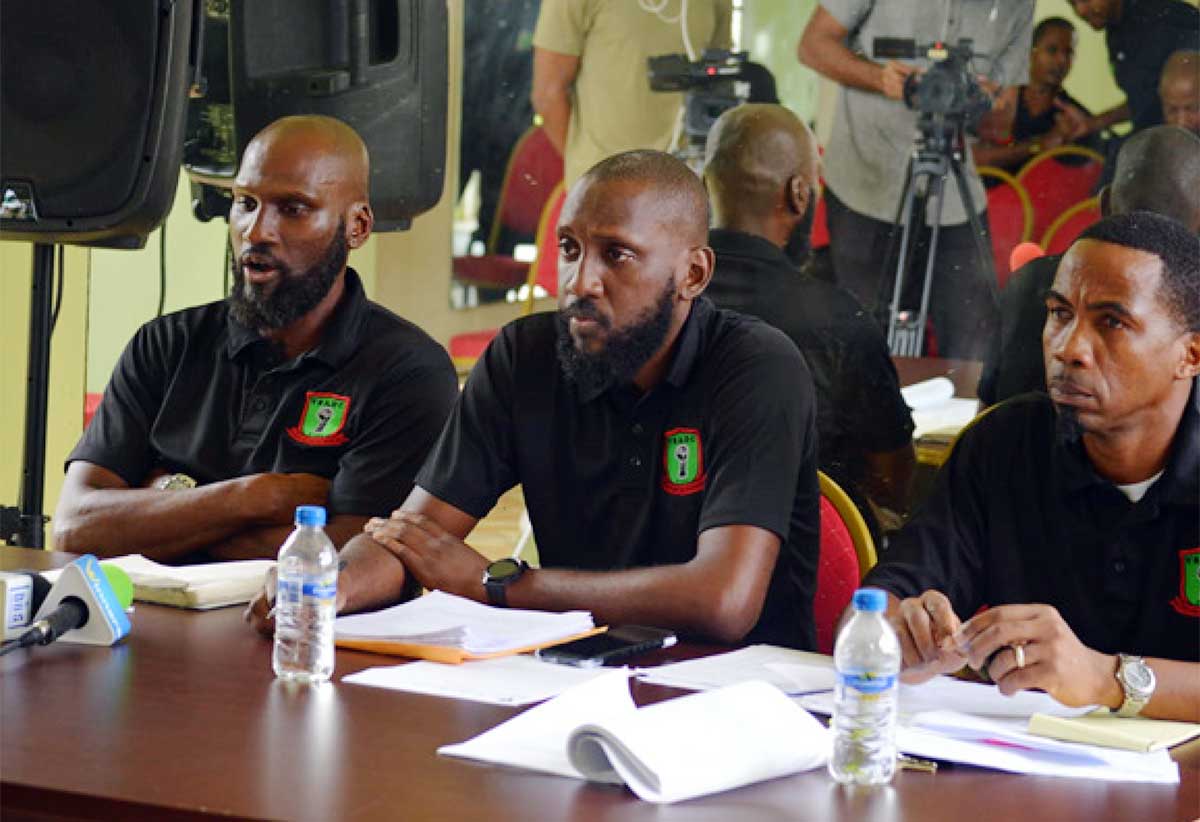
[[44, 554, 274, 609], [440, 672, 829, 804], [334, 590, 598, 663]]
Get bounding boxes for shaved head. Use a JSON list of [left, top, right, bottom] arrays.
[[702, 104, 819, 244], [1159, 50, 1200, 135], [1109, 126, 1200, 233], [578, 150, 708, 245], [242, 114, 371, 203]]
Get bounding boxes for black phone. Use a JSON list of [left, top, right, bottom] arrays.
[[535, 625, 677, 668]]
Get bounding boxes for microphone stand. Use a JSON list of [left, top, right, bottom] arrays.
[[1, 243, 54, 547]]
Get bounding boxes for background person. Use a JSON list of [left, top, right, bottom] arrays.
[[1160, 49, 1200, 136]]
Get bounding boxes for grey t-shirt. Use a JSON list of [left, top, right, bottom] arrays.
[[821, 0, 1033, 225]]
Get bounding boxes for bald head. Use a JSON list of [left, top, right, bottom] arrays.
[[577, 150, 709, 245], [1109, 126, 1200, 233], [1160, 50, 1200, 135], [703, 104, 818, 240], [242, 115, 371, 202]]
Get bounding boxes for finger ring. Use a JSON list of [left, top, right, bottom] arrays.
[[1013, 644, 1025, 669]]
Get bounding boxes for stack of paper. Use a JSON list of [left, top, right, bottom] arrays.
[[440, 672, 829, 804], [335, 590, 597, 663], [902, 377, 981, 440], [44, 554, 274, 609], [636, 644, 836, 694]]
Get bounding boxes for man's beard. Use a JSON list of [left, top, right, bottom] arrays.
[[1054, 404, 1085, 446], [228, 221, 348, 330], [555, 278, 676, 395]]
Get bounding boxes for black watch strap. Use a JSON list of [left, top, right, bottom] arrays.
[[482, 559, 527, 607]]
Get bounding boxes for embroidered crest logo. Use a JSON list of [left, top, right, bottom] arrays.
[[286, 391, 351, 446], [661, 427, 706, 496], [1169, 547, 1200, 617]]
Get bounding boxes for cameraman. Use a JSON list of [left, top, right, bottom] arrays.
[[798, 1, 1033, 360]]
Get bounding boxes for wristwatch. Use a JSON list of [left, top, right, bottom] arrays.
[[152, 472, 197, 491], [1114, 654, 1156, 717], [482, 558, 528, 607]]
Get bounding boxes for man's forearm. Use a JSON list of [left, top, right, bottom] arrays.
[[798, 22, 886, 95], [337, 532, 413, 614], [1089, 102, 1130, 134], [53, 477, 266, 561], [1139, 658, 1200, 722], [207, 515, 369, 562], [534, 91, 570, 155]]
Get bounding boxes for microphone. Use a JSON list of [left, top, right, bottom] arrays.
[[2, 556, 133, 654], [0, 571, 54, 639]]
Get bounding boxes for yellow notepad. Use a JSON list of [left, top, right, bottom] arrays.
[[1028, 710, 1200, 752]]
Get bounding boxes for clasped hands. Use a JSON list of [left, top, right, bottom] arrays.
[[893, 590, 1121, 709], [364, 510, 490, 601]]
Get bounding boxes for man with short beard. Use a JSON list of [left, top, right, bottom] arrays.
[[249, 150, 822, 649], [54, 116, 458, 563], [861, 211, 1200, 721]]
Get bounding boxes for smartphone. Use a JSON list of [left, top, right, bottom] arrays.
[[535, 625, 677, 668]]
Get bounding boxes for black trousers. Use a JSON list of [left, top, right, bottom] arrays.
[[824, 186, 998, 361]]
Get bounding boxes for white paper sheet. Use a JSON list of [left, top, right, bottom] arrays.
[[901, 376, 956, 409], [342, 655, 613, 706], [635, 644, 835, 694]]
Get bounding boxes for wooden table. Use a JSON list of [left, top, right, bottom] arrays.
[[2, 547, 1196, 821], [892, 356, 982, 400]]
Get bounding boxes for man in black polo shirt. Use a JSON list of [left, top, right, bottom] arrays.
[[865, 212, 1200, 721], [54, 116, 458, 563], [978, 125, 1200, 405], [703, 103, 915, 527], [1065, 0, 1198, 134], [267, 150, 820, 648]]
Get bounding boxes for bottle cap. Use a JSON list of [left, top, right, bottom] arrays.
[[853, 587, 887, 613], [295, 505, 327, 527]]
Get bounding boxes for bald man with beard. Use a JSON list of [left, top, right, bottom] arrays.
[[703, 103, 915, 530], [248, 149, 823, 649], [55, 116, 458, 563]]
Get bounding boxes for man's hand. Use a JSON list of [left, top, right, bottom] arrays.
[[954, 604, 1122, 709], [365, 511, 490, 601], [1052, 99, 1092, 140], [244, 565, 279, 638], [888, 590, 968, 683], [878, 61, 916, 100]]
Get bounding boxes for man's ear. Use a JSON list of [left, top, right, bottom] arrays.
[[680, 245, 715, 300], [347, 201, 374, 249], [1176, 331, 1200, 380], [785, 175, 811, 219]]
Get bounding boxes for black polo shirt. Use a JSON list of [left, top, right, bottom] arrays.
[[977, 253, 1059, 406], [70, 269, 458, 523], [865, 386, 1200, 661], [415, 297, 821, 649], [706, 229, 914, 501], [1107, 0, 1200, 131]]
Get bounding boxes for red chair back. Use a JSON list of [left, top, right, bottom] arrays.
[[531, 182, 567, 297], [813, 495, 861, 654], [1041, 196, 1102, 256], [489, 126, 563, 252], [1017, 147, 1104, 249], [985, 180, 1030, 289]]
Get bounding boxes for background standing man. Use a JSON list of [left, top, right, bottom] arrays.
[[54, 116, 458, 562], [799, 0, 1034, 359]]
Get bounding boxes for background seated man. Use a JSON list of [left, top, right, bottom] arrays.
[[978, 125, 1200, 405], [973, 17, 1099, 174], [1160, 50, 1200, 137], [702, 103, 915, 531], [863, 212, 1200, 722], [54, 116, 458, 563], [251, 150, 822, 649]]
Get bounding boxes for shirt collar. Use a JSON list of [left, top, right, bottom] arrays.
[[224, 267, 369, 367], [708, 228, 798, 277]]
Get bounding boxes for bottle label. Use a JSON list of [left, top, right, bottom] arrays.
[[839, 670, 898, 694], [302, 580, 337, 600], [277, 578, 335, 604]]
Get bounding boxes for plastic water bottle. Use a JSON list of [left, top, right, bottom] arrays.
[[828, 587, 902, 785], [272, 505, 338, 684]]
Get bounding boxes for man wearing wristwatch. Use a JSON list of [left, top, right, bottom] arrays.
[[858, 211, 1200, 722], [250, 150, 821, 649], [53, 117, 457, 564]]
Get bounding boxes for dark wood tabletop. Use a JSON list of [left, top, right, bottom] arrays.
[[892, 356, 983, 399], [2, 547, 1196, 822]]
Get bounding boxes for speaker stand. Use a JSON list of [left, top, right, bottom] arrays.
[[2, 243, 54, 547]]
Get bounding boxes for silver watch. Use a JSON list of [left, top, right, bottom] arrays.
[[1114, 654, 1155, 717], [152, 472, 197, 491]]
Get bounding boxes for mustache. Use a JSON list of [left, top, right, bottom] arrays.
[[239, 245, 287, 272], [560, 299, 611, 329]]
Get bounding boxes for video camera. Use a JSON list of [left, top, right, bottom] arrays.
[[872, 38, 991, 134], [647, 49, 750, 168]]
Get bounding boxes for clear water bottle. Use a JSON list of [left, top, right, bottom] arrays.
[[273, 505, 338, 684], [828, 587, 902, 785]]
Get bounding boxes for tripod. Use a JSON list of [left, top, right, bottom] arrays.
[[879, 119, 995, 357]]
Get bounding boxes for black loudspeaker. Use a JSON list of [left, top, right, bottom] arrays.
[[0, 1, 199, 249], [185, 0, 448, 231]]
